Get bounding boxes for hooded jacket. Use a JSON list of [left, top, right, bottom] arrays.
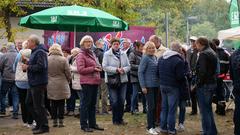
[[27, 44, 48, 86], [158, 50, 186, 88], [0, 44, 18, 81]]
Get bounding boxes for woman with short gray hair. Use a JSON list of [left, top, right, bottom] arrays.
[[76, 35, 104, 132]]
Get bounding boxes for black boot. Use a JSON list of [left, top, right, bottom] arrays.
[[59, 119, 64, 127], [53, 119, 58, 127]]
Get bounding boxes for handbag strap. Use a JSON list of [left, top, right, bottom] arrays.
[[119, 52, 121, 68]]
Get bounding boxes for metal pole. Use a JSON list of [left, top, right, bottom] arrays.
[[74, 25, 76, 47], [186, 18, 189, 46]]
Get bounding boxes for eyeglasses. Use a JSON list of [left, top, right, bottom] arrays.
[[112, 42, 120, 45]]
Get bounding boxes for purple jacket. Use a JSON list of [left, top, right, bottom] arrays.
[[76, 49, 101, 85]]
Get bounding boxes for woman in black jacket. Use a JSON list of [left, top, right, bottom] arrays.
[[129, 41, 146, 114]]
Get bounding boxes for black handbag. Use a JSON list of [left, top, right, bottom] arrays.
[[107, 74, 121, 89], [107, 53, 122, 89]]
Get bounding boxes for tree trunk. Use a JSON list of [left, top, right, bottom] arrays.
[[3, 5, 13, 42], [94, 0, 100, 6]]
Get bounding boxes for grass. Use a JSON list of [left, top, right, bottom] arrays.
[[0, 106, 235, 135]]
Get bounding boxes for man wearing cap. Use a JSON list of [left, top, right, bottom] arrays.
[[186, 36, 198, 115]]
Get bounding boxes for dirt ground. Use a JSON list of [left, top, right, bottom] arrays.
[[0, 103, 235, 135]]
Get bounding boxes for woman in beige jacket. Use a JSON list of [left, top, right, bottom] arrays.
[[65, 48, 82, 116], [47, 44, 71, 127]]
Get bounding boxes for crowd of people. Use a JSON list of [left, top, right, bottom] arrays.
[[0, 34, 239, 135]]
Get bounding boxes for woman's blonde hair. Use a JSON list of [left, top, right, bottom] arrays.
[[22, 40, 28, 49], [49, 43, 63, 56], [71, 47, 81, 57], [143, 41, 156, 55], [79, 35, 94, 47]]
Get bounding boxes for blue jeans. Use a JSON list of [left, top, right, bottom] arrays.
[[131, 83, 141, 112], [145, 87, 158, 129], [196, 84, 217, 135], [234, 92, 240, 135], [0, 81, 19, 114], [80, 84, 98, 129], [108, 83, 127, 123], [178, 100, 186, 124], [160, 85, 179, 134]]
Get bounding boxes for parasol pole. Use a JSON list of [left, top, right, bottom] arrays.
[[74, 25, 76, 47]]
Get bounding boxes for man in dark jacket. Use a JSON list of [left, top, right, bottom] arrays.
[[94, 40, 108, 114], [186, 36, 198, 115], [22, 34, 49, 134], [158, 42, 186, 134], [0, 42, 18, 119], [212, 39, 230, 115], [229, 48, 240, 135], [195, 37, 218, 135], [121, 38, 134, 112]]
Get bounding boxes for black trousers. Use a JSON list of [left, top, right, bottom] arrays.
[[145, 87, 158, 129], [51, 99, 65, 120], [190, 90, 198, 113], [26, 85, 49, 129], [234, 93, 240, 135], [125, 81, 132, 111], [80, 84, 98, 129], [45, 91, 51, 117], [17, 87, 33, 124]]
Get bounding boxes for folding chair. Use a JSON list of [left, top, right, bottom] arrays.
[[222, 74, 235, 110]]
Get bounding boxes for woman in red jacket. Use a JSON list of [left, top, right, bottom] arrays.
[[76, 35, 104, 132]]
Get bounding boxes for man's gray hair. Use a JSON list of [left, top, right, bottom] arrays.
[[7, 42, 15, 50], [170, 42, 182, 53], [29, 34, 40, 45], [149, 35, 160, 42]]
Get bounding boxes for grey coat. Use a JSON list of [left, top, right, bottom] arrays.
[[0, 45, 18, 81], [102, 48, 130, 83], [47, 52, 71, 100], [129, 51, 142, 83]]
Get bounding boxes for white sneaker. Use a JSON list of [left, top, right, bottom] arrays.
[[23, 123, 28, 127], [177, 123, 185, 132], [27, 124, 35, 128], [154, 127, 161, 133], [147, 128, 158, 135], [32, 120, 36, 126]]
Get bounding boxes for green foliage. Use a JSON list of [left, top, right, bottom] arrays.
[[55, 0, 152, 24], [190, 0, 230, 32], [190, 21, 217, 39], [136, 0, 230, 43], [136, 0, 196, 44], [0, 0, 31, 41]]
